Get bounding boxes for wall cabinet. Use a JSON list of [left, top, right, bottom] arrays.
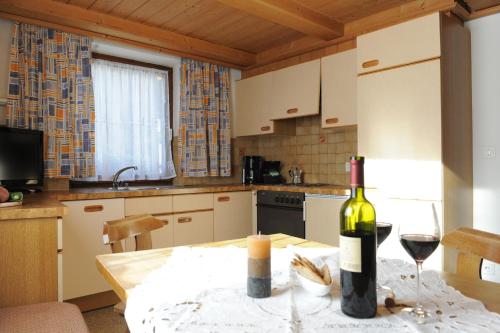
[[357, 13, 472, 272], [271, 59, 320, 120], [321, 49, 357, 128], [61, 198, 124, 300], [305, 195, 346, 246], [358, 59, 443, 200], [357, 13, 440, 74], [214, 191, 252, 241]]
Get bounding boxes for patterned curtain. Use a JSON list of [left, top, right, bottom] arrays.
[[6, 23, 95, 178], [179, 58, 231, 177]]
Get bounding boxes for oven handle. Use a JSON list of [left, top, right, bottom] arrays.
[[256, 203, 303, 211]]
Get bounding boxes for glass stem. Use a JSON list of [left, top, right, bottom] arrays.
[[415, 261, 423, 310]]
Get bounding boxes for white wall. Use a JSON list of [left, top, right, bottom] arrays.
[[466, 14, 500, 282]]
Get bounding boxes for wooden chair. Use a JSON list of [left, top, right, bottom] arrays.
[[441, 227, 500, 280], [103, 214, 166, 313], [103, 214, 166, 253]]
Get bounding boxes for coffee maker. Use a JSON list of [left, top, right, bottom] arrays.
[[242, 156, 263, 184]]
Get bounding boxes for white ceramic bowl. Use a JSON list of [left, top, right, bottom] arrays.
[[297, 273, 332, 297]]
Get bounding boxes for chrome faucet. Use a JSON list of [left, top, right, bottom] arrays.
[[112, 166, 138, 190]]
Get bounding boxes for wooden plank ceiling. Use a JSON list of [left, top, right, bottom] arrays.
[[1, 0, 499, 69]]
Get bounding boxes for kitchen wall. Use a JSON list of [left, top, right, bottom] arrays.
[[466, 14, 500, 282], [173, 116, 357, 186]]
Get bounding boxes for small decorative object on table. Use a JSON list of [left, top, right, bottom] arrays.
[[247, 233, 271, 298], [292, 253, 332, 296]]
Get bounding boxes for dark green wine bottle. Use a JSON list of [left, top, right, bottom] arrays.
[[339, 156, 377, 318]]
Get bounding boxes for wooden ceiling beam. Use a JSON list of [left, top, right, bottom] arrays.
[[216, 0, 343, 40], [251, 0, 457, 69], [0, 0, 256, 68]]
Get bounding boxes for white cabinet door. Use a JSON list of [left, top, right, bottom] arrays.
[[173, 211, 214, 246], [271, 59, 320, 120], [321, 49, 357, 128], [62, 198, 124, 300], [235, 72, 275, 136], [305, 195, 347, 246], [214, 191, 252, 241], [150, 214, 174, 249], [358, 59, 442, 201], [357, 13, 440, 74]]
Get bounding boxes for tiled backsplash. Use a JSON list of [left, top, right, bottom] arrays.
[[173, 115, 357, 186]]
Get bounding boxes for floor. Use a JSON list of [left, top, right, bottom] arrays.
[[83, 306, 129, 333]]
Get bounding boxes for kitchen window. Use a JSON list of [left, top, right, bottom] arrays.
[[91, 53, 176, 182]]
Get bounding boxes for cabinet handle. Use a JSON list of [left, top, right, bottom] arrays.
[[287, 108, 298, 114], [260, 126, 271, 132], [84, 205, 103, 213], [362, 59, 379, 68], [178, 217, 192, 223], [217, 196, 230, 202], [325, 117, 338, 124]]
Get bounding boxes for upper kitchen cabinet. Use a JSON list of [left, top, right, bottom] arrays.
[[270, 59, 321, 120], [235, 72, 294, 136], [357, 13, 441, 74], [357, 13, 472, 268], [321, 49, 357, 128]]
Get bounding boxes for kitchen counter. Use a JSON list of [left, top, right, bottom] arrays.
[[0, 193, 67, 220], [0, 183, 350, 220]]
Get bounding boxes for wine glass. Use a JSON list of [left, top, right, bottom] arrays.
[[376, 222, 392, 292], [398, 203, 441, 322]]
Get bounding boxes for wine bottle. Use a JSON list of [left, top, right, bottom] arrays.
[[339, 156, 377, 318]]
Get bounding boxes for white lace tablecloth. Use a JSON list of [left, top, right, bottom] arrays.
[[124, 246, 500, 333]]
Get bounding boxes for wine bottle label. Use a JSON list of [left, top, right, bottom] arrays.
[[339, 235, 362, 273]]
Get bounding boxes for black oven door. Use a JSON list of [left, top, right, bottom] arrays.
[[256, 204, 305, 238]]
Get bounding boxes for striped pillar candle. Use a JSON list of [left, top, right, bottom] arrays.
[[247, 234, 271, 298]]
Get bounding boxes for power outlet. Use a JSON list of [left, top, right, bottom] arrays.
[[345, 162, 350, 173], [481, 260, 500, 283], [481, 146, 496, 159]]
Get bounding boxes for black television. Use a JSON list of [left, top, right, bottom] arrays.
[[0, 127, 44, 191]]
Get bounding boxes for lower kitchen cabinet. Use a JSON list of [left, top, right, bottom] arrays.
[[124, 196, 173, 249], [305, 195, 347, 246], [173, 211, 214, 246], [214, 191, 252, 241], [0, 217, 58, 307], [61, 198, 124, 300]]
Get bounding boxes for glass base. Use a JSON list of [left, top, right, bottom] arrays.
[[402, 306, 432, 324]]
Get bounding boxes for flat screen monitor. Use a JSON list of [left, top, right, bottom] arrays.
[[0, 127, 44, 191]]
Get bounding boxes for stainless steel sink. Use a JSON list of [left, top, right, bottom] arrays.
[[108, 185, 174, 191]]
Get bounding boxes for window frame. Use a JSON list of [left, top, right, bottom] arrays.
[[71, 52, 174, 188]]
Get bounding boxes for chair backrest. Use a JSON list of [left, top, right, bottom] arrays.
[[103, 214, 166, 253], [441, 227, 500, 280]]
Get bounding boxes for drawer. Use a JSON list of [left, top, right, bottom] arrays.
[[173, 193, 213, 212], [357, 13, 440, 74], [173, 211, 214, 246], [125, 196, 173, 216]]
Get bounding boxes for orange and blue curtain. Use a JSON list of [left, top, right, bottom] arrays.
[[6, 23, 95, 178], [179, 58, 231, 177]]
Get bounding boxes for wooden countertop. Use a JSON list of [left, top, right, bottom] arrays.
[[96, 234, 500, 314], [0, 183, 350, 220], [0, 193, 67, 220]]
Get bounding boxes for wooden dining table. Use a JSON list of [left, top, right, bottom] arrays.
[[96, 233, 500, 314]]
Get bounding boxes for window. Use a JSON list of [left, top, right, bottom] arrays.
[[91, 54, 176, 181]]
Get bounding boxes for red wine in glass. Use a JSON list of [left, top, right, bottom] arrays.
[[400, 234, 440, 262], [376, 222, 392, 247], [398, 203, 441, 323]]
